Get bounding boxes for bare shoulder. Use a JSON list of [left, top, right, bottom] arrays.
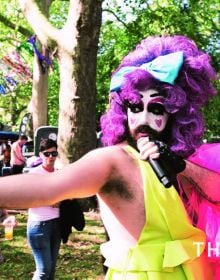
[[54, 144, 133, 199], [80, 144, 136, 186], [91, 145, 140, 198], [83, 144, 131, 165]]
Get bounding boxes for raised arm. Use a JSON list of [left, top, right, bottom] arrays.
[[0, 147, 116, 209]]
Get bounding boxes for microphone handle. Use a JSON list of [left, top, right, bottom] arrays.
[[148, 158, 172, 188]]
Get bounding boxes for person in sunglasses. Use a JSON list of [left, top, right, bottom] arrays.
[[27, 138, 60, 280]]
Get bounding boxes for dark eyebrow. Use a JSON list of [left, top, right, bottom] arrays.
[[150, 92, 163, 97], [139, 92, 161, 98]]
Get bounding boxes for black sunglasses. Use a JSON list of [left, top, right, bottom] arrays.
[[43, 151, 58, 157]]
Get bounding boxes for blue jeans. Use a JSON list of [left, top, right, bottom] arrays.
[[27, 218, 61, 280]]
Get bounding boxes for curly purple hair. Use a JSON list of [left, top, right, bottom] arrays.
[[100, 35, 217, 157]]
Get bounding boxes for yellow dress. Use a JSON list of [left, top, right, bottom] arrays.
[[102, 145, 213, 279]]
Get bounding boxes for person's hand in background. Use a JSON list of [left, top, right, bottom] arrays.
[[2, 215, 17, 227]]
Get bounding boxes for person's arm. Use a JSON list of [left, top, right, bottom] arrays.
[[178, 160, 220, 202], [0, 147, 116, 209]]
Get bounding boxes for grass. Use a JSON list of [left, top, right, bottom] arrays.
[[0, 211, 106, 280]]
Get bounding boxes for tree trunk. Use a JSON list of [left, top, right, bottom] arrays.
[[57, 0, 102, 165], [29, 54, 48, 133], [19, 0, 102, 164], [19, 0, 53, 134]]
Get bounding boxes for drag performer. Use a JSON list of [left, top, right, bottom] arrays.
[[0, 35, 218, 279]]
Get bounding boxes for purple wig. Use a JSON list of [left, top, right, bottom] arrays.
[[100, 35, 217, 157]]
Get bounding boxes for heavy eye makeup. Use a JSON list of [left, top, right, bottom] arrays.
[[128, 102, 144, 113], [148, 103, 166, 115]]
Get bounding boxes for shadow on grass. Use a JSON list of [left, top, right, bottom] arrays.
[[0, 212, 106, 279]]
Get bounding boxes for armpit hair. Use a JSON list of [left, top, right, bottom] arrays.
[[100, 177, 133, 201]]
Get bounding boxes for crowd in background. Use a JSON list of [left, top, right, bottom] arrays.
[[0, 134, 28, 176]]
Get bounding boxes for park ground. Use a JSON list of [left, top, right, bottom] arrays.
[[0, 211, 106, 280]]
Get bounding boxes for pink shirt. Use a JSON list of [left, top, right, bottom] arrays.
[[10, 141, 25, 166], [28, 165, 59, 222]]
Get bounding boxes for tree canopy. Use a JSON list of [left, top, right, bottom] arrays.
[[0, 0, 219, 140]]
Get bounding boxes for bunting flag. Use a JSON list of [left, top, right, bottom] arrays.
[[0, 35, 53, 95], [0, 41, 33, 95], [0, 66, 18, 93]]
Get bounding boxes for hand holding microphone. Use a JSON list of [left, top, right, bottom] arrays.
[[137, 137, 159, 161], [137, 137, 174, 188]]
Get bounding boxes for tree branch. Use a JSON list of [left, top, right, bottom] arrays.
[[102, 8, 129, 29], [19, 0, 60, 46], [0, 13, 32, 37]]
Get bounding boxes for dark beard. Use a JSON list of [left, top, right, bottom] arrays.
[[127, 125, 168, 149]]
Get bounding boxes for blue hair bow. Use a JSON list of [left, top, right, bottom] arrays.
[[110, 51, 184, 92]]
